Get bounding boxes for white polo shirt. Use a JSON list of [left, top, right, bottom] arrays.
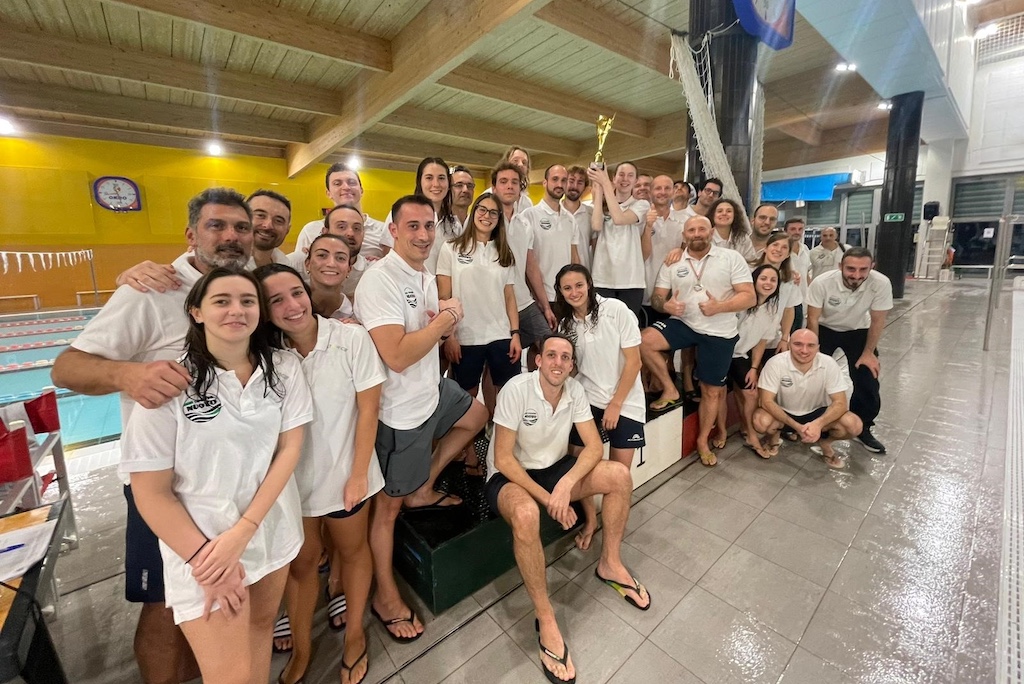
[[70, 252, 200, 430], [435, 239, 515, 346], [288, 317, 386, 517], [505, 214, 537, 311], [758, 351, 847, 416], [808, 244, 844, 280], [654, 245, 752, 338], [342, 254, 368, 300], [790, 245, 811, 301], [806, 269, 893, 332], [643, 212, 686, 305], [592, 197, 650, 289], [564, 202, 594, 271], [294, 213, 386, 261], [520, 201, 578, 301], [571, 296, 645, 423], [354, 250, 440, 429], [711, 230, 756, 262], [765, 279, 803, 348], [120, 351, 313, 623], [486, 372, 593, 480], [734, 303, 783, 359]]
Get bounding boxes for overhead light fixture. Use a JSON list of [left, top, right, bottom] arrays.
[[835, 62, 857, 72], [878, 101, 893, 110], [0, 118, 16, 136], [347, 155, 361, 171], [975, 23, 999, 40], [205, 141, 224, 156]]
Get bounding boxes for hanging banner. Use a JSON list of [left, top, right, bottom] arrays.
[[732, 0, 796, 50]]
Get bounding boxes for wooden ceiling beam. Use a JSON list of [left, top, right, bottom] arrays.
[[343, 132, 504, 169], [972, 0, 1024, 25], [286, 0, 553, 177], [107, 0, 392, 72], [0, 26, 341, 116], [535, 0, 672, 75], [774, 120, 823, 146], [0, 80, 308, 143], [763, 119, 888, 170], [382, 105, 583, 158], [380, 103, 581, 156], [438, 64, 649, 138], [763, 66, 878, 129]]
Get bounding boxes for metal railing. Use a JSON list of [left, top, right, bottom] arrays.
[[984, 216, 1022, 351]]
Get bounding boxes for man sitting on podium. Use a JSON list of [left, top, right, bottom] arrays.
[[486, 334, 650, 684]]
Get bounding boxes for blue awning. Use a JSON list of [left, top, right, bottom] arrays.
[[761, 173, 852, 202]]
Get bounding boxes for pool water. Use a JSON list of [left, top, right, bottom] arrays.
[[0, 309, 122, 447]]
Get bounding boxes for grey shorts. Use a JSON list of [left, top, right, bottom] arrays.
[[375, 378, 474, 497], [518, 302, 551, 349]]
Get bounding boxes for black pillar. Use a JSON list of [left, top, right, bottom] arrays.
[[686, 0, 759, 209], [875, 91, 924, 299]]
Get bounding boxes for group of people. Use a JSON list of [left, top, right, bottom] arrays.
[[49, 146, 892, 684]]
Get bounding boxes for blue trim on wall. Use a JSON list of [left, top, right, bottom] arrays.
[[761, 173, 852, 202]]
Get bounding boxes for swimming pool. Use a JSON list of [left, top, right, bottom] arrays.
[[0, 309, 122, 447]]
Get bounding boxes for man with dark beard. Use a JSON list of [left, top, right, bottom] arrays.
[[563, 165, 593, 271]]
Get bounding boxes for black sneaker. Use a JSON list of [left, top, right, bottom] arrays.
[[856, 430, 886, 454]]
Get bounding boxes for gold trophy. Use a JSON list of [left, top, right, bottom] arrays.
[[591, 114, 616, 170]]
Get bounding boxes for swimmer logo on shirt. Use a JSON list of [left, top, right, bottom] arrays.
[[827, 295, 842, 306], [780, 377, 794, 388], [522, 409, 538, 426], [676, 267, 690, 277], [403, 287, 418, 308], [182, 395, 222, 423], [457, 252, 473, 265], [540, 219, 552, 231]]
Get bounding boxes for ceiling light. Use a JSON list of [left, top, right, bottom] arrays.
[[975, 23, 999, 40], [205, 141, 224, 156], [835, 62, 857, 72], [877, 101, 893, 110], [0, 118, 16, 136], [347, 155, 361, 171]]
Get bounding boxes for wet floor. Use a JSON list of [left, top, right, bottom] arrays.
[[47, 279, 1009, 683]]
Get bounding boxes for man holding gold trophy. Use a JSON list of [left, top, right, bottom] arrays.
[[586, 115, 652, 318]]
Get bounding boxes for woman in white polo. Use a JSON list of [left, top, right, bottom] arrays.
[[300, 233, 355, 320], [120, 267, 312, 684], [256, 263, 384, 684], [436, 192, 521, 400], [708, 198, 757, 262], [553, 264, 644, 550]]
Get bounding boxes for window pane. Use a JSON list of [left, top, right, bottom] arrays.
[[806, 197, 841, 224], [845, 190, 874, 224], [952, 180, 1006, 218]]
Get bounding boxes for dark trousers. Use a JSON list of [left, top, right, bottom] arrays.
[[594, 287, 643, 319], [818, 325, 880, 431], [791, 304, 804, 333]]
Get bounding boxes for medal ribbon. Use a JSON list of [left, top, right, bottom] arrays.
[[685, 253, 710, 291]]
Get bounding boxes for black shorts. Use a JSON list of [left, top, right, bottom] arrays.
[[649, 318, 737, 386], [124, 485, 166, 604], [727, 355, 756, 390], [594, 288, 643, 318], [784, 406, 828, 424], [375, 378, 473, 497], [568, 405, 646, 450], [451, 339, 520, 390], [485, 455, 577, 516], [640, 305, 669, 329], [324, 498, 368, 519]]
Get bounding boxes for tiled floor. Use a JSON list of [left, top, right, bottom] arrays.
[[47, 279, 1009, 683]]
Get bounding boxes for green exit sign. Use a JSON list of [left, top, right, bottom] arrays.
[[884, 212, 905, 222]]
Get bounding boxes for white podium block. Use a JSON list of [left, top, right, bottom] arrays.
[[630, 407, 683, 489]]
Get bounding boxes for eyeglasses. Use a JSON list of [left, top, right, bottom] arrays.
[[453, 182, 476, 191], [702, 187, 722, 197], [475, 206, 500, 219]]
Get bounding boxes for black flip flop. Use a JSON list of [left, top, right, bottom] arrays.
[[594, 569, 651, 611], [340, 647, 368, 684], [535, 620, 576, 684], [371, 606, 423, 644], [401, 492, 462, 512]]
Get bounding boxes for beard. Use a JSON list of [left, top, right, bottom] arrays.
[[196, 243, 247, 269], [565, 188, 582, 202]]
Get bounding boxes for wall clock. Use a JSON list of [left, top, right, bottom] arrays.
[[93, 176, 142, 211]]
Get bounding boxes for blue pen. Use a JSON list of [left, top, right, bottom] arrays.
[[0, 544, 25, 554]]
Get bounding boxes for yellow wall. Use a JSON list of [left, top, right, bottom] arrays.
[[0, 134, 521, 308]]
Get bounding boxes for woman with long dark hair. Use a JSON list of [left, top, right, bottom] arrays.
[[436, 192, 521, 400], [121, 267, 311, 684], [718, 264, 782, 458], [707, 198, 756, 262], [754, 232, 800, 358], [256, 263, 383, 684], [302, 233, 353, 319], [381, 157, 460, 272], [553, 263, 644, 550]]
